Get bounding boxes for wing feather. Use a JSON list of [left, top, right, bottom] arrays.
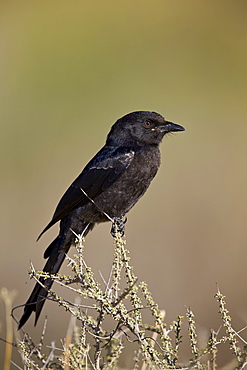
[[37, 146, 135, 239]]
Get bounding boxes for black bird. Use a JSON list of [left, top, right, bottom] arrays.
[[18, 111, 184, 329]]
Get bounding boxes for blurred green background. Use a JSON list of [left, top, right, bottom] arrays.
[[1, 0, 247, 367]]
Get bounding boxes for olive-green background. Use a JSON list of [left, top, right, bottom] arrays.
[[1, 1, 247, 368]]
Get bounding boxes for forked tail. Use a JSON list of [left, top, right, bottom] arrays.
[[18, 236, 68, 329]]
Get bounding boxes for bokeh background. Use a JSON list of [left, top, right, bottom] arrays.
[[1, 0, 247, 368]]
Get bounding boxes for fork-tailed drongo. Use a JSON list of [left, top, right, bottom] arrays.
[[18, 111, 184, 329]]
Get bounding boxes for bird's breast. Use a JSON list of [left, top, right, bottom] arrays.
[[92, 146, 161, 219]]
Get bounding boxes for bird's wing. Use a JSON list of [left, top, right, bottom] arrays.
[[37, 146, 135, 239]]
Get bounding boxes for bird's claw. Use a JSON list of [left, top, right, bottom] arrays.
[[111, 217, 127, 237]]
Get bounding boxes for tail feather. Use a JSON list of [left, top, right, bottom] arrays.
[[18, 236, 68, 329], [18, 222, 95, 330]]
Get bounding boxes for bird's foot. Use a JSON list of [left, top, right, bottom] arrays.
[[111, 217, 127, 237]]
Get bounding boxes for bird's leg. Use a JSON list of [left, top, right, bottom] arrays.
[[111, 217, 127, 237]]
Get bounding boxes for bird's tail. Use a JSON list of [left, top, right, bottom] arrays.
[[18, 236, 68, 329], [18, 222, 94, 330]]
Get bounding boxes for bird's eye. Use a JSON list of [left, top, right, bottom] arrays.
[[144, 121, 152, 128]]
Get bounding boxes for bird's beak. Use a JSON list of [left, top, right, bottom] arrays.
[[159, 121, 185, 133]]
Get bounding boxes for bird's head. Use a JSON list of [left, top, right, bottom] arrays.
[[106, 111, 185, 146]]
